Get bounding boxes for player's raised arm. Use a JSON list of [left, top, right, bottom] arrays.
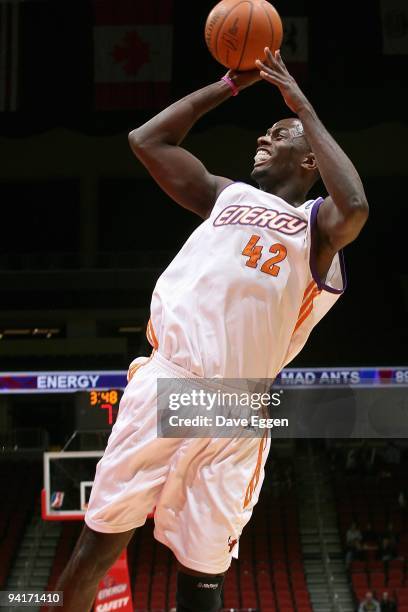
[[128, 71, 259, 218], [256, 49, 369, 273]]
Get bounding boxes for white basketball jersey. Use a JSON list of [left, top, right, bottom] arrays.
[[148, 182, 346, 379]]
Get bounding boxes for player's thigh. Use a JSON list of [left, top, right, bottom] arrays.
[[154, 435, 270, 574], [86, 360, 182, 532]]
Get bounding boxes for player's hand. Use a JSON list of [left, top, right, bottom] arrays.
[[224, 67, 262, 92], [255, 48, 309, 114], [224, 46, 271, 92]]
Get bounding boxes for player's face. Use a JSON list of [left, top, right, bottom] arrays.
[[251, 118, 308, 188]]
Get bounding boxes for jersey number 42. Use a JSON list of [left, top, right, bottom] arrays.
[[242, 234, 287, 277]]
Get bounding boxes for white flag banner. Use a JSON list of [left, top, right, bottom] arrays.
[[381, 0, 408, 55], [93, 0, 173, 110], [94, 25, 173, 84], [281, 17, 308, 63]]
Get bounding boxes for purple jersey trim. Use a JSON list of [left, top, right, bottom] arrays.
[[310, 197, 347, 295]]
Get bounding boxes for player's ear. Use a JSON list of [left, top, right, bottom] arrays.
[[301, 151, 317, 172]]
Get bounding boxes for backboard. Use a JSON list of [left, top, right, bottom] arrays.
[[42, 450, 103, 520]]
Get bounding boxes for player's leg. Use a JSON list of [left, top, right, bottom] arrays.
[[155, 434, 270, 611], [49, 357, 182, 610], [176, 563, 225, 612], [47, 524, 135, 612]]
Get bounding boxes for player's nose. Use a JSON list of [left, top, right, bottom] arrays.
[[257, 134, 271, 147]]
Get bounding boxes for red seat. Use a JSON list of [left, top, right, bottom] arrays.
[[352, 574, 369, 587], [397, 588, 408, 603], [388, 578, 403, 588], [295, 592, 311, 602], [370, 572, 386, 588], [389, 559, 404, 569], [276, 595, 292, 605], [351, 560, 366, 572], [367, 560, 384, 571], [241, 596, 257, 608], [389, 569, 404, 580]]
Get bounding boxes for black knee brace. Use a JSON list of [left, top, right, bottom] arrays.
[[176, 570, 225, 612]]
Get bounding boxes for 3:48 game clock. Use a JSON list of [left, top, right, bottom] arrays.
[[88, 389, 122, 425]]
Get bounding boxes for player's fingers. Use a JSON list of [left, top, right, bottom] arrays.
[[275, 49, 287, 69], [265, 47, 286, 75], [256, 61, 285, 84], [256, 59, 279, 74], [265, 47, 277, 66], [263, 47, 278, 68], [259, 70, 285, 86]]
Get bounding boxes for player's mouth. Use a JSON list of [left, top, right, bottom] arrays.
[[254, 148, 272, 166]]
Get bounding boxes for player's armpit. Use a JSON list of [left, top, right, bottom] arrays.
[[316, 195, 369, 252], [128, 135, 233, 219]]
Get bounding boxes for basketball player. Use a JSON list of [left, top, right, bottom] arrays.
[[51, 49, 368, 612]]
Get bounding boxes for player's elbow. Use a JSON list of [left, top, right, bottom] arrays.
[[349, 194, 369, 229], [346, 195, 369, 239], [330, 196, 369, 251], [351, 193, 369, 216], [128, 129, 145, 152], [128, 129, 161, 160]]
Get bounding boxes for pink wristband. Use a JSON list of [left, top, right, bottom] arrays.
[[221, 75, 239, 96]]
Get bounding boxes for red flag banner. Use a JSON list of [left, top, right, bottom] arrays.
[[93, 0, 173, 110]]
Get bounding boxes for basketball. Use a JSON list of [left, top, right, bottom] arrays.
[[205, 0, 283, 71]]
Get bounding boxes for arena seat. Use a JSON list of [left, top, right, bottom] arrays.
[[367, 560, 384, 571], [334, 454, 408, 610]]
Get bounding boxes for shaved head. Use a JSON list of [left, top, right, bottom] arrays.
[[271, 118, 312, 153], [251, 118, 319, 202]]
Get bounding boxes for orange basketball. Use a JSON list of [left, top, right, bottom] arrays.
[[205, 0, 283, 71]]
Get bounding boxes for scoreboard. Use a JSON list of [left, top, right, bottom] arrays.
[[276, 367, 408, 386], [1, 366, 408, 394], [1, 366, 407, 437]]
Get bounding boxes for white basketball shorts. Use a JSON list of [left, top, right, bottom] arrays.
[[85, 351, 270, 574]]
